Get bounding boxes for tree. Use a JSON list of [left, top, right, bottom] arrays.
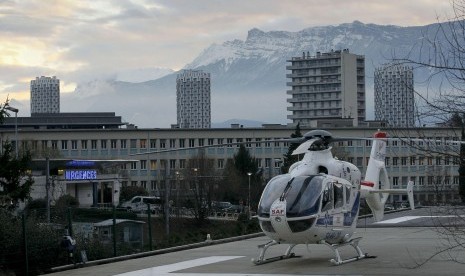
[[119, 185, 149, 204], [184, 150, 217, 224], [222, 145, 263, 212], [389, 1, 465, 266], [391, 2, 465, 203], [281, 123, 302, 173], [0, 99, 34, 209]]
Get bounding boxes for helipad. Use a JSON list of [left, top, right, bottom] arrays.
[[47, 208, 465, 276]]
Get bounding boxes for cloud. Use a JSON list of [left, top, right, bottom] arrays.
[[0, 0, 456, 122]]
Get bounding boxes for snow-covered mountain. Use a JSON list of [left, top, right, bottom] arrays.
[[63, 21, 444, 128]]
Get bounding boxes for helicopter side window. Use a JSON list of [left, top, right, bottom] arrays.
[[321, 184, 333, 212], [345, 186, 351, 204], [334, 183, 344, 209]]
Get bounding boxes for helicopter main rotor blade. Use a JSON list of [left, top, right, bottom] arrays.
[[292, 138, 319, 155], [130, 136, 303, 156]]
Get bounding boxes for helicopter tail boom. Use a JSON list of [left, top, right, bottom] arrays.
[[362, 131, 415, 221]]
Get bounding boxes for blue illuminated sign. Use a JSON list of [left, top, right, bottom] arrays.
[[65, 170, 97, 181], [66, 160, 96, 167]]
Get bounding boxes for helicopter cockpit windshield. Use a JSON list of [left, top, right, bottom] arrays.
[[285, 175, 323, 218], [258, 175, 324, 218]]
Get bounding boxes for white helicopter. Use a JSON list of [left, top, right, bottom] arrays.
[[134, 129, 418, 265], [252, 129, 414, 265]]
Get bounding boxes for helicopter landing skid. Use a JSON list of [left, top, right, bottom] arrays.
[[321, 237, 371, 265], [252, 240, 298, 265]]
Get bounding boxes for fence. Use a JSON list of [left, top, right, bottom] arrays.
[[0, 205, 257, 275]]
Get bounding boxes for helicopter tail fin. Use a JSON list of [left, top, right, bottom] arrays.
[[361, 131, 415, 222]]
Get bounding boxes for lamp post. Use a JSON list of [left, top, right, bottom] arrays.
[[247, 172, 252, 219], [5, 106, 18, 158]]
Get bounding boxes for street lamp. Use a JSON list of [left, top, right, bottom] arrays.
[[247, 172, 252, 219], [5, 106, 18, 158]]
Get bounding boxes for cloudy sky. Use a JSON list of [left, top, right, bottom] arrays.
[[0, 0, 455, 118]]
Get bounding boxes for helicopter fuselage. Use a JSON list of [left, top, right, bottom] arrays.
[[257, 149, 362, 245]]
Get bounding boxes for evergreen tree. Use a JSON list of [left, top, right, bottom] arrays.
[[0, 99, 34, 209], [222, 145, 263, 208], [281, 123, 303, 173]]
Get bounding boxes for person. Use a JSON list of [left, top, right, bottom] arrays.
[[61, 232, 77, 264]]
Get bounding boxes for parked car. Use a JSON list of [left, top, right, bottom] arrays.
[[400, 202, 410, 209], [120, 196, 162, 213], [212, 201, 233, 211], [384, 203, 395, 211]]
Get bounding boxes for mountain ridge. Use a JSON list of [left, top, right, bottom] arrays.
[[62, 21, 445, 128]]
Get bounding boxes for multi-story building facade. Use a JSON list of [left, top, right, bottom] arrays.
[[374, 64, 415, 127], [176, 70, 211, 128], [286, 49, 365, 127], [30, 76, 60, 114], [0, 125, 461, 207]]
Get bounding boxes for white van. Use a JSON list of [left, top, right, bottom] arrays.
[[120, 196, 162, 213]]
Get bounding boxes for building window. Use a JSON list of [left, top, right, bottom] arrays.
[[160, 139, 166, 149], [393, 177, 399, 186], [265, 138, 271, 148], [140, 139, 147, 148], [392, 157, 398, 166], [91, 140, 97, 149], [81, 140, 88, 150], [101, 140, 107, 149], [150, 160, 157, 170], [130, 139, 137, 148], [179, 159, 186, 169], [150, 139, 156, 149], [418, 176, 424, 186], [140, 160, 147, 170], [265, 158, 271, 168], [151, 181, 157, 190], [401, 157, 407, 166], [444, 156, 450, 165], [435, 156, 441, 165], [71, 140, 78, 150], [256, 159, 262, 168], [199, 139, 205, 147], [170, 139, 176, 148], [141, 181, 147, 189], [410, 156, 416, 166], [179, 139, 185, 148], [131, 181, 138, 186], [121, 139, 127, 149], [170, 159, 176, 169], [255, 138, 262, 148], [427, 157, 433, 166], [189, 139, 195, 147], [110, 140, 117, 149], [61, 140, 68, 150], [418, 156, 424, 165], [208, 138, 214, 146], [131, 162, 137, 170], [218, 159, 224, 169]]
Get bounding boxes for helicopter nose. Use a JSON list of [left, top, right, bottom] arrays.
[[269, 201, 292, 237]]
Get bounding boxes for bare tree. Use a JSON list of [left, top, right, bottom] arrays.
[[389, 1, 465, 266]]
